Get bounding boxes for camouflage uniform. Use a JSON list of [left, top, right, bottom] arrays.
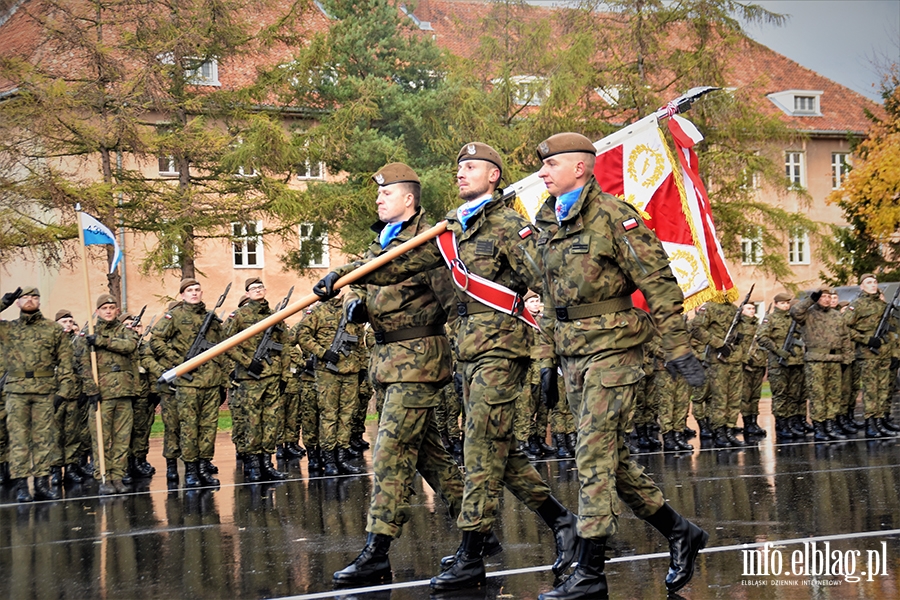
[[690, 301, 745, 432], [80, 317, 139, 481], [224, 299, 289, 456], [351, 330, 375, 443], [843, 292, 891, 419], [130, 342, 156, 467], [290, 317, 320, 451], [143, 330, 178, 460], [687, 316, 711, 428], [55, 330, 85, 468], [330, 208, 465, 537], [756, 307, 805, 421], [741, 316, 767, 420], [790, 296, 848, 424], [279, 344, 304, 448], [534, 176, 694, 538], [435, 377, 463, 444], [149, 301, 225, 465], [0, 310, 75, 479], [295, 296, 364, 454]]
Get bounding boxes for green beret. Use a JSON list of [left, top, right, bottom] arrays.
[[537, 132, 596, 161], [457, 142, 503, 174], [244, 277, 263, 291], [179, 278, 200, 293], [372, 163, 420, 186], [20, 286, 40, 297]]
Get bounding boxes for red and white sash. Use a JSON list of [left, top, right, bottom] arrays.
[[436, 231, 540, 330]]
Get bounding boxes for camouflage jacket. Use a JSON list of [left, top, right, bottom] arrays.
[[294, 296, 364, 374], [224, 299, 289, 381], [0, 310, 76, 397], [741, 316, 767, 369], [341, 190, 551, 364], [339, 209, 454, 385], [756, 308, 804, 367], [80, 317, 140, 399], [644, 330, 666, 373], [149, 301, 225, 388], [534, 177, 691, 363], [690, 301, 743, 364], [64, 330, 85, 400], [843, 292, 886, 359], [790, 297, 849, 362], [139, 341, 170, 394]]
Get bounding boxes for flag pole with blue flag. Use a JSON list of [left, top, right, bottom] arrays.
[[75, 204, 111, 484]]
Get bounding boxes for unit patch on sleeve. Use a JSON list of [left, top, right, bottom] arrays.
[[622, 217, 639, 232], [518, 226, 533, 239]]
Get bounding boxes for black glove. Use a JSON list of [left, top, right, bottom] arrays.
[[313, 272, 340, 300], [810, 290, 822, 303], [304, 355, 317, 373], [86, 393, 101, 408], [540, 367, 559, 410], [890, 357, 900, 371], [867, 336, 882, 350], [0, 287, 22, 312], [346, 299, 369, 324], [322, 349, 341, 365], [668, 352, 706, 387], [85, 334, 98, 347], [453, 372, 463, 402], [717, 344, 732, 359], [733, 332, 744, 345], [53, 394, 65, 411], [148, 393, 161, 409], [77, 393, 88, 408], [247, 359, 264, 379], [278, 379, 287, 396]]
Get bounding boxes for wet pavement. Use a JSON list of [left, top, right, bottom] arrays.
[[2, 404, 900, 599]]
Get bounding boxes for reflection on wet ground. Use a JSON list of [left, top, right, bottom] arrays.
[[2, 409, 899, 599]]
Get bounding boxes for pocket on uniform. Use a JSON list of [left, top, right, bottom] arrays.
[[599, 365, 644, 388]]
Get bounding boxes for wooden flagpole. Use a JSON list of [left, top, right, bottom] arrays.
[[160, 220, 448, 383], [76, 210, 108, 485]]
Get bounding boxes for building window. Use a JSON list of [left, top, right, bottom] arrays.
[[785, 151, 804, 188], [766, 90, 823, 117], [297, 159, 324, 180], [186, 58, 219, 86], [158, 155, 178, 176], [832, 153, 849, 189], [793, 95, 817, 113], [498, 75, 549, 107], [299, 222, 329, 268], [741, 229, 762, 265], [788, 230, 810, 265], [232, 221, 263, 268]]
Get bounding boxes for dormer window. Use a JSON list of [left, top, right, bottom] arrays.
[[767, 90, 823, 117]]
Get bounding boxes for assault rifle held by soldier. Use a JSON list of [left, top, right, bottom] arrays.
[[247, 286, 294, 380], [867, 285, 900, 355], [324, 311, 358, 373], [181, 282, 231, 381], [777, 317, 804, 366], [717, 284, 755, 361]]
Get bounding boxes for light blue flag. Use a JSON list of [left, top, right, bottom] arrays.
[[80, 212, 121, 274]]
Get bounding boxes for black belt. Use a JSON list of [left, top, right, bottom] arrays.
[[807, 347, 841, 354], [457, 302, 494, 317], [374, 324, 445, 344], [8, 370, 54, 378], [555, 296, 633, 321]]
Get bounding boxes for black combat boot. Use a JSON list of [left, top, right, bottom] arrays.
[[33, 475, 60, 501], [184, 461, 201, 488], [645, 426, 662, 450], [555, 433, 573, 458], [323, 448, 340, 477], [682, 424, 697, 439], [344, 444, 362, 459], [538, 434, 557, 457], [527, 435, 542, 458], [673, 431, 694, 451], [350, 432, 370, 451], [201, 459, 218, 474], [64, 463, 84, 484], [15, 478, 33, 503], [165, 458, 179, 482], [440, 530, 503, 570], [333, 532, 393, 586], [518, 439, 538, 460], [430, 530, 487, 591], [713, 426, 732, 448], [636, 424, 652, 451], [644, 503, 708, 592], [307, 446, 322, 471], [285, 442, 306, 459], [726, 428, 746, 447], [535, 495, 580, 576], [244, 454, 262, 482], [538, 537, 608, 600], [135, 454, 155, 477], [275, 444, 285, 459], [566, 432, 577, 453], [774, 417, 795, 441], [813, 421, 830, 442], [260, 454, 287, 481], [78, 454, 94, 478], [49, 465, 62, 487], [865, 417, 885, 438], [0, 462, 9, 486], [98, 479, 116, 495], [836, 413, 857, 434], [698, 417, 714, 440], [337, 448, 364, 475], [876, 417, 897, 437], [743, 415, 766, 436], [197, 460, 220, 486], [663, 431, 681, 451], [824, 419, 846, 440], [112, 479, 128, 494], [789, 415, 809, 437], [848, 406, 865, 428]]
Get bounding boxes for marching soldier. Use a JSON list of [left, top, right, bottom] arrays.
[[0, 287, 75, 502], [757, 292, 806, 440], [124, 314, 157, 479], [150, 279, 224, 488], [290, 314, 323, 470], [54, 309, 87, 484], [532, 133, 707, 598], [79, 294, 139, 495], [740, 304, 768, 437]]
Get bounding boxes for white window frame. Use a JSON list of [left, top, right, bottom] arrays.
[[299, 222, 329, 268], [832, 152, 849, 189], [158, 155, 178, 177], [785, 151, 805, 188], [741, 229, 763, 265], [232, 221, 264, 268], [766, 90, 823, 117], [158, 53, 220, 86], [497, 75, 549, 107], [788, 230, 810, 265], [296, 159, 325, 180], [793, 95, 817, 114]]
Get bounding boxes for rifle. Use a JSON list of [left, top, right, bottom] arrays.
[[247, 286, 294, 379], [325, 311, 358, 373], [717, 284, 754, 361], [0, 371, 6, 392], [868, 286, 900, 355], [130, 305, 147, 329], [777, 318, 804, 366], [182, 282, 232, 380], [136, 316, 157, 351]]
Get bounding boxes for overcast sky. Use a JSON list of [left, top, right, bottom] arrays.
[[739, 1, 898, 103]]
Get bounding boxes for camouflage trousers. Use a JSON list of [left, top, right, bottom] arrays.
[[858, 357, 891, 419], [229, 383, 248, 455], [279, 391, 301, 445], [632, 372, 659, 426], [840, 363, 856, 415], [457, 357, 551, 532], [231, 376, 282, 455], [366, 382, 464, 538], [176, 386, 220, 463], [741, 367, 766, 417], [550, 375, 576, 434], [768, 365, 805, 419], [353, 371, 372, 437], [159, 391, 179, 459], [299, 377, 319, 448], [0, 401, 7, 463], [435, 381, 462, 441], [129, 395, 155, 458], [561, 348, 665, 539], [5, 393, 60, 479], [689, 377, 710, 421], [53, 399, 82, 466], [514, 361, 540, 441], [316, 370, 359, 452], [657, 370, 690, 435], [709, 361, 744, 429], [90, 398, 134, 481], [804, 361, 842, 422]]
